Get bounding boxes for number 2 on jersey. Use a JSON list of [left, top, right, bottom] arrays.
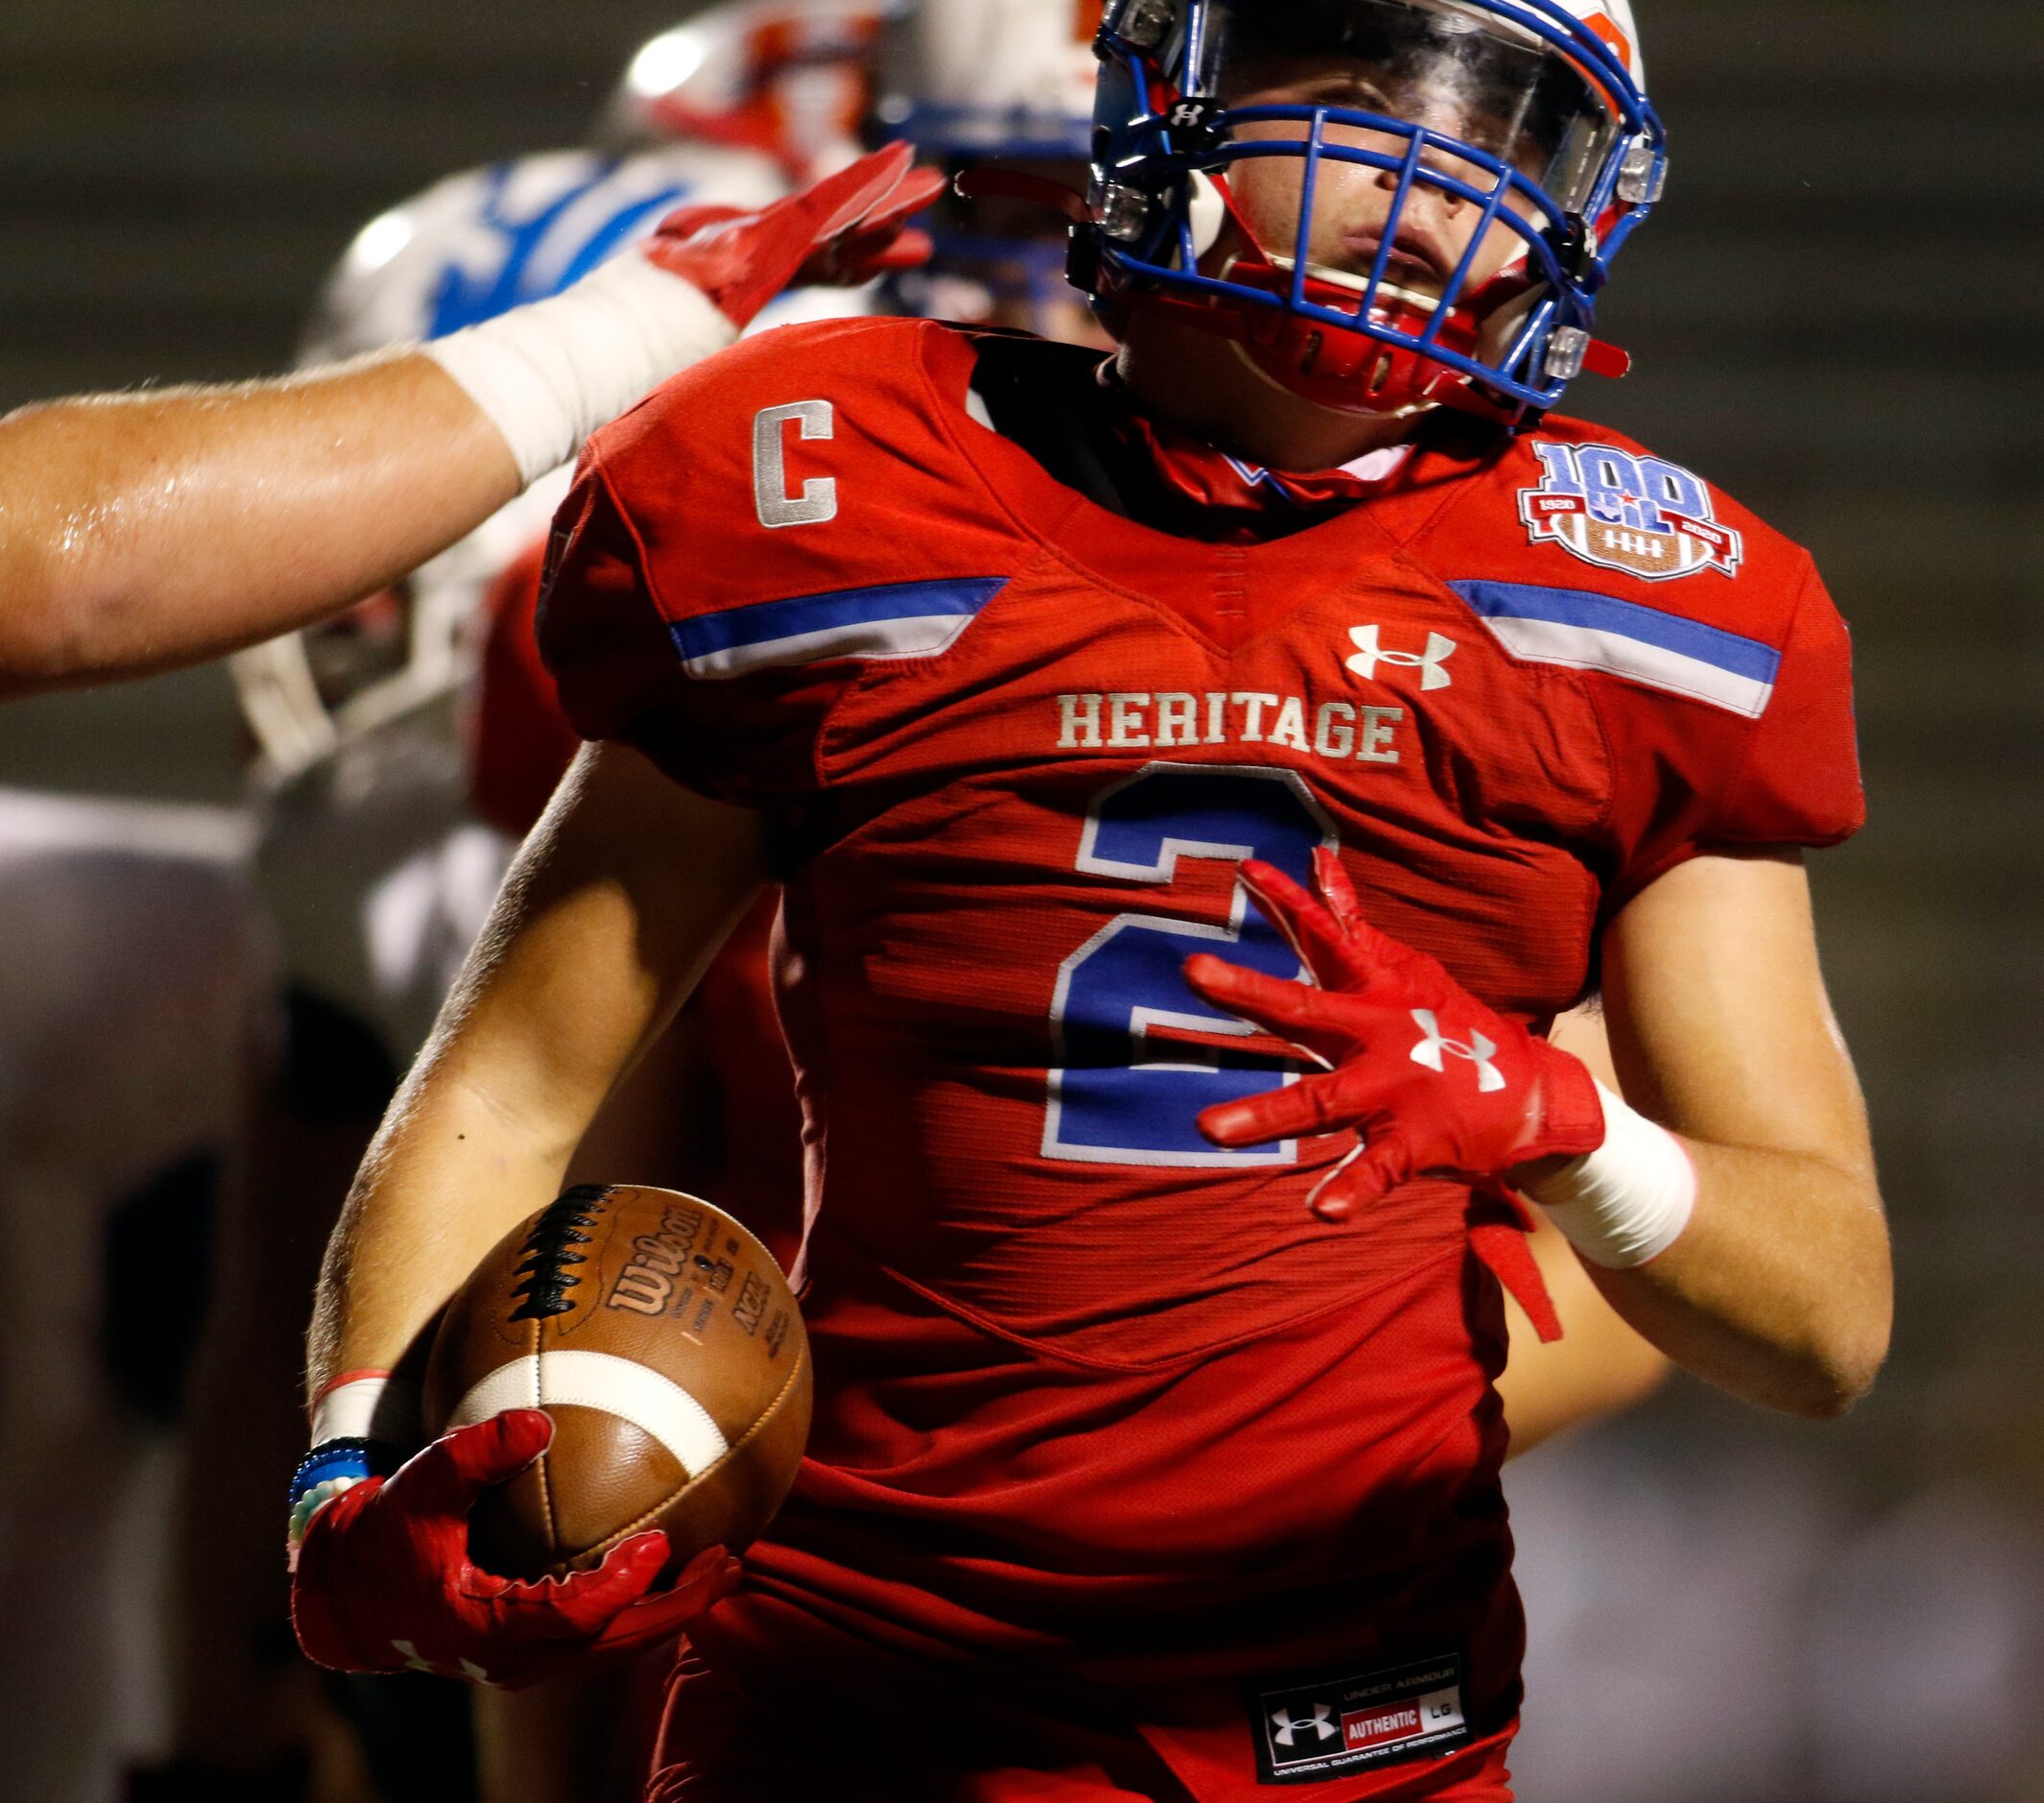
[[1044, 763, 1337, 1167]]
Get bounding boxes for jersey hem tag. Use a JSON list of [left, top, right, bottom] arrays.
[[1248, 1648, 1471, 1785]]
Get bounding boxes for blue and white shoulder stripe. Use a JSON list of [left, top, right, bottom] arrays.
[[1451, 580, 1781, 720], [670, 577, 1009, 681]]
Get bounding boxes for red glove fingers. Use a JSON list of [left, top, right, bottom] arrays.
[[397, 1404, 553, 1517], [1181, 953, 1354, 1074], [574, 1545, 743, 1664], [647, 143, 944, 330], [1307, 846, 1370, 935], [834, 222, 938, 276], [1239, 853, 1450, 998], [800, 163, 949, 283], [1188, 1058, 1382, 1148], [1231, 856, 1368, 989], [1184, 852, 1606, 1220], [791, 141, 926, 238], [1311, 1133, 1422, 1222], [291, 1409, 737, 1690], [473, 1527, 668, 1617]]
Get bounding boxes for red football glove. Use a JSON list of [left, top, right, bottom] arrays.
[[1184, 850, 1606, 1222], [645, 140, 947, 330], [291, 1409, 738, 1690]]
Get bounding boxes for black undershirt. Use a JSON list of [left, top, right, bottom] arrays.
[[966, 332, 1211, 532], [967, 330, 1503, 546]]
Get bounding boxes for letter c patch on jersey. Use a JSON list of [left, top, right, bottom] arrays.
[[1521, 441, 1743, 582], [754, 400, 837, 529]]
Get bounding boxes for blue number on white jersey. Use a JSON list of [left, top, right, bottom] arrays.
[[428, 159, 694, 338]]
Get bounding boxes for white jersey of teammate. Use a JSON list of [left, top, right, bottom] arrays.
[[241, 140, 791, 786], [236, 135, 874, 1066], [232, 0, 1087, 1062]]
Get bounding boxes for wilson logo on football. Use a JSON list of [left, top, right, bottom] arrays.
[[1520, 442, 1743, 583]]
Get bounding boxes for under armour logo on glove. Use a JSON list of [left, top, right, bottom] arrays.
[[391, 1638, 493, 1685], [1408, 1009, 1506, 1093], [1181, 849, 1606, 1220], [1346, 625, 1456, 691], [1271, 1704, 1339, 1747]]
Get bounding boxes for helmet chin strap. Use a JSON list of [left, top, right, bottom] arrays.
[[1221, 333, 1439, 423], [1187, 170, 1229, 257], [1209, 272, 1444, 422]]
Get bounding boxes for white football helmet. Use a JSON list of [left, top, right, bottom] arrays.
[[872, 0, 1098, 158], [233, 142, 788, 784], [599, 0, 888, 176], [870, 0, 1106, 343]]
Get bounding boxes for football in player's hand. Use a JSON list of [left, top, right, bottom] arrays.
[[424, 1185, 810, 1581]]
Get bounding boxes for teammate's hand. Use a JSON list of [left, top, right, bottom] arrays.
[[1184, 849, 1606, 1221], [645, 141, 947, 330], [291, 1409, 738, 1690]]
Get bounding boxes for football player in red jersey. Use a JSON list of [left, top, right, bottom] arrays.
[[294, 1, 1891, 1797], [468, 0, 1666, 1458]]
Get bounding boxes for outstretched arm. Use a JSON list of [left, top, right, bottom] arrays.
[[0, 144, 941, 698], [0, 357, 519, 696]]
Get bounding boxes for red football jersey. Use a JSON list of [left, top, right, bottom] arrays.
[[540, 318, 1862, 1797]]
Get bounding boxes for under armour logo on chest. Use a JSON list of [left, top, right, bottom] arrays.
[[1346, 625, 1457, 690], [1271, 1703, 1338, 1747], [1408, 1009, 1506, 1093]]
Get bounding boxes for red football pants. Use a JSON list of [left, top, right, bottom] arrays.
[[642, 1652, 1514, 1802]]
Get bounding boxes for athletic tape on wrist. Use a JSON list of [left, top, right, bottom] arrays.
[[289, 1374, 423, 1560], [423, 254, 738, 487], [1535, 1080, 1697, 1270], [310, 1370, 421, 1449]]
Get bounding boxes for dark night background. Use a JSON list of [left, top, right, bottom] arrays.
[[1, 2, 2038, 1798]]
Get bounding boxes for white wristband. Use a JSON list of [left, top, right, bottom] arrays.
[[310, 1371, 422, 1450], [1535, 1080, 1697, 1270], [423, 254, 738, 487]]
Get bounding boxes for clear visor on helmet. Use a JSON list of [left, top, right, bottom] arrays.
[[1192, 0, 1623, 214]]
